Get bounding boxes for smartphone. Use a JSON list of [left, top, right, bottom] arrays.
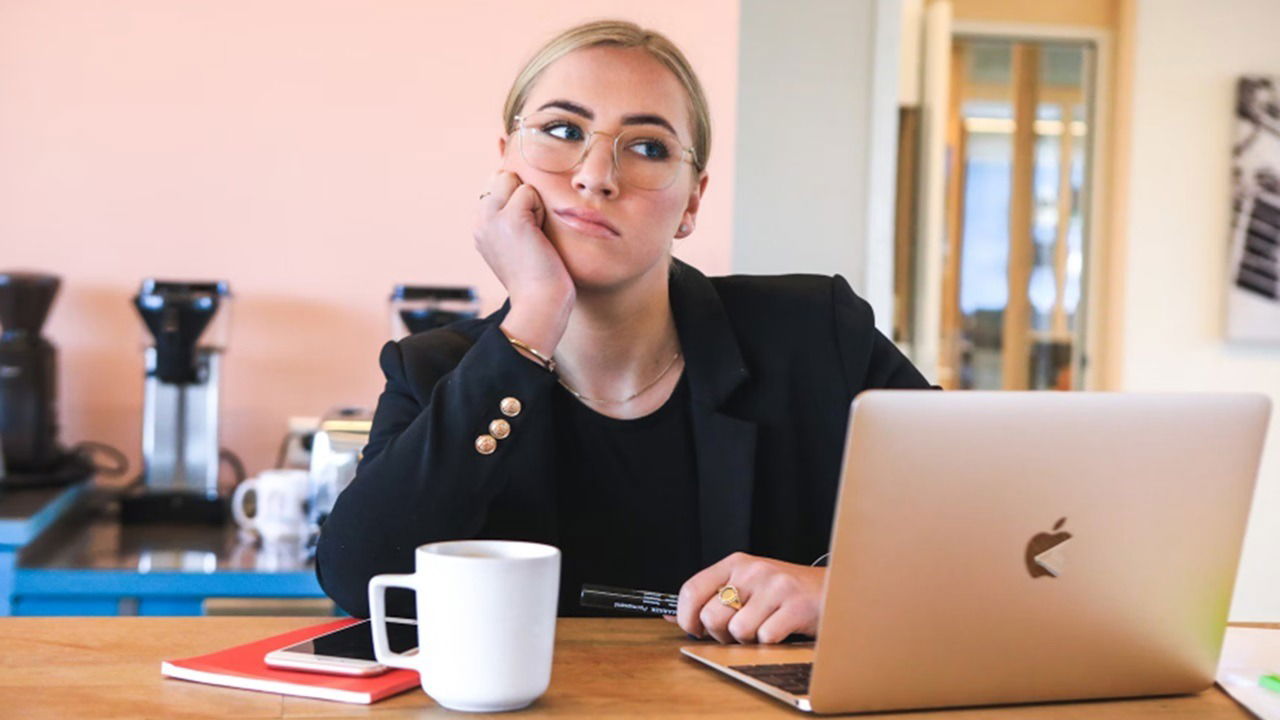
[[264, 618, 417, 676]]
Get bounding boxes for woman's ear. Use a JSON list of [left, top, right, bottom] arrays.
[[676, 172, 709, 239], [498, 134, 508, 159]]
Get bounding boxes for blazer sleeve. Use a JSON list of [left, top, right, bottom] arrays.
[[315, 323, 559, 617], [830, 274, 935, 392]]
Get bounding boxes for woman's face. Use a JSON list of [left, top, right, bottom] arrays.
[[498, 46, 708, 293]]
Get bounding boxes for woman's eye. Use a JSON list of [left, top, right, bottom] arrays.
[[627, 139, 671, 160], [542, 122, 584, 141]]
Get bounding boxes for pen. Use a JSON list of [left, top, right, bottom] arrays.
[[580, 584, 678, 616]]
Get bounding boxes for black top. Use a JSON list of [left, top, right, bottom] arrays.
[[315, 261, 935, 619], [555, 373, 700, 616]]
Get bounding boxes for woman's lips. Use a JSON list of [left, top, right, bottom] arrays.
[[553, 209, 620, 238]]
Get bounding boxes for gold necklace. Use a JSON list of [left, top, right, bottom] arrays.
[[556, 352, 682, 406]]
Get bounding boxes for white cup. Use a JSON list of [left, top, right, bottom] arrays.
[[230, 469, 312, 543], [368, 540, 561, 713]]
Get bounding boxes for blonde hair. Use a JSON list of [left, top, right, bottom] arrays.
[[502, 19, 711, 174]]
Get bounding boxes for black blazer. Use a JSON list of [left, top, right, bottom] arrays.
[[316, 260, 932, 617]]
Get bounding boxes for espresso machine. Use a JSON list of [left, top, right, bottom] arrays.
[[389, 285, 479, 338], [0, 271, 93, 488], [121, 280, 232, 523]]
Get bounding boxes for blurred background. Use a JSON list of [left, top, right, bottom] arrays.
[[2, 0, 1278, 621]]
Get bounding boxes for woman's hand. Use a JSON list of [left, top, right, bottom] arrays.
[[474, 170, 575, 355], [665, 552, 825, 644]]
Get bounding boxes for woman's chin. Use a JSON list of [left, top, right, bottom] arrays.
[[563, 260, 631, 293], [548, 228, 668, 293], [549, 234, 625, 288]]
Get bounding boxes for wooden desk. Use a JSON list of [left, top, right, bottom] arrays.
[[0, 617, 1264, 718]]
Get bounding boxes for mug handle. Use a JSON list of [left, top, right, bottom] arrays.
[[230, 478, 258, 530], [368, 574, 421, 671]]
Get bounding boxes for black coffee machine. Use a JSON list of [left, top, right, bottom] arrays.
[[119, 280, 233, 524], [0, 271, 94, 488], [389, 285, 479, 337]]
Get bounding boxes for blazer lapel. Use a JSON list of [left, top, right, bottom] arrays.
[[689, 406, 757, 566], [669, 261, 758, 566]]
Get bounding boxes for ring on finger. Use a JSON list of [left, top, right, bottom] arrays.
[[717, 584, 744, 610]]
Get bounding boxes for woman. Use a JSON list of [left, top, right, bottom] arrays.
[[316, 19, 931, 645]]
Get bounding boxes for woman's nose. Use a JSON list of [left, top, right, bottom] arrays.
[[572, 135, 619, 198]]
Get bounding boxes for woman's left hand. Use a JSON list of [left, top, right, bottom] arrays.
[[663, 552, 824, 644]]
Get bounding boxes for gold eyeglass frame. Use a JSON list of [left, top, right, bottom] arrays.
[[511, 113, 698, 190]]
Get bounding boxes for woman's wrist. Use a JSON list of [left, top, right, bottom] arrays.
[[500, 319, 564, 373], [501, 327, 557, 372], [501, 295, 571, 357]]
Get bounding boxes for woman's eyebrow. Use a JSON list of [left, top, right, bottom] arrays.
[[535, 99, 680, 137]]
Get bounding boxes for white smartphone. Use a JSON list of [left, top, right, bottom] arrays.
[[264, 618, 417, 676]]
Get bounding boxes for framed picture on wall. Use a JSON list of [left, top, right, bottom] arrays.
[[1228, 75, 1280, 341]]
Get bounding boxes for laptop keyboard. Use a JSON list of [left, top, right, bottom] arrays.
[[729, 662, 813, 696]]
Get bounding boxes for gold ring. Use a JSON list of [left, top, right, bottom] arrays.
[[717, 584, 743, 610], [479, 191, 492, 200]]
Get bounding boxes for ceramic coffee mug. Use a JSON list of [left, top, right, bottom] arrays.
[[230, 469, 312, 542], [368, 540, 561, 712]]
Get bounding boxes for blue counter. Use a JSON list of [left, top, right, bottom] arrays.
[[0, 482, 90, 615], [2, 483, 328, 616]]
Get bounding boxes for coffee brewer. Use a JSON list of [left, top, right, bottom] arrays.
[[389, 285, 479, 338], [0, 271, 93, 488], [120, 280, 232, 523]]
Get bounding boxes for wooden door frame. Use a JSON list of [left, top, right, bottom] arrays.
[[944, 20, 1113, 390]]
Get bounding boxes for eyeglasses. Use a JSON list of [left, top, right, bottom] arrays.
[[512, 112, 697, 191]]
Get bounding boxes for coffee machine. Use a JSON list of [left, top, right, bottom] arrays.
[[0, 272, 60, 476], [121, 280, 232, 523], [0, 271, 93, 489], [389, 285, 479, 338]]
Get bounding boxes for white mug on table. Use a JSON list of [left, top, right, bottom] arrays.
[[368, 540, 561, 713], [230, 469, 312, 542]]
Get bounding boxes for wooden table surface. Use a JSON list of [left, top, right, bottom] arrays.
[[0, 617, 1263, 719]]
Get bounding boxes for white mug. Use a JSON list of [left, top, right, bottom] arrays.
[[230, 469, 312, 542], [369, 540, 561, 713]]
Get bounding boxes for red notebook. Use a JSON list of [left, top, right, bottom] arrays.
[[160, 618, 420, 704]]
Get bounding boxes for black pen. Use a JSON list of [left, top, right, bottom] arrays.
[[580, 583, 678, 616]]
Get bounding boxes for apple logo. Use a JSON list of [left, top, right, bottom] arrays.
[[1025, 517, 1072, 578]]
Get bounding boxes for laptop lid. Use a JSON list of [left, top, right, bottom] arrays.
[[808, 391, 1270, 714]]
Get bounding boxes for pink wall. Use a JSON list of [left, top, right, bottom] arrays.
[[0, 1, 739, 480]]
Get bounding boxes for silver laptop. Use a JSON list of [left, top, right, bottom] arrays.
[[682, 391, 1270, 714]]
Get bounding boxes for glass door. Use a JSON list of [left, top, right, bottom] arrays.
[[938, 37, 1095, 390]]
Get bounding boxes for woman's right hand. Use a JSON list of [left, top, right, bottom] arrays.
[[473, 170, 575, 356]]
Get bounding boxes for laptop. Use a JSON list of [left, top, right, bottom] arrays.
[[682, 391, 1271, 714]]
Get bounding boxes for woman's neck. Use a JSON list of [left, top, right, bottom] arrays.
[[553, 265, 682, 412]]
